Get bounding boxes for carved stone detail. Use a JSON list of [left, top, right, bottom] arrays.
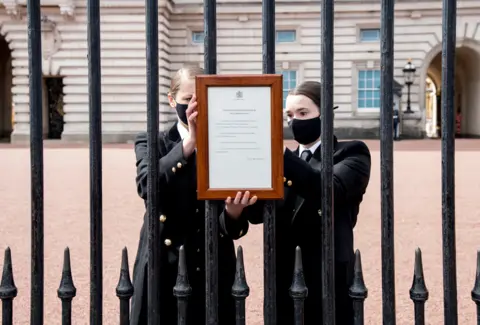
[[41, 15, 62, 59], [2, 0, 21, 19], [59, 0, 76, 20]]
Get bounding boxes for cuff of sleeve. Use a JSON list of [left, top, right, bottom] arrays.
[[220, 210, 247, 239], [167, 141, 190, 175]]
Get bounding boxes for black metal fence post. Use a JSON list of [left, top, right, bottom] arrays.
[[173, 246, 192, 325], [471, 251, 480, 324], [203, 0, 219, 324], [0, 248, 18, 325], [409, 248, 428, 325], [261, 0, 277, 323], [349, 250, 368, 325], [289, 247, 308, 325], [441, 0, 458, 324], [380, 0, 396, 323], [145, 0, 161, 321], [57, 248, 77, 325], [231, 246, 249, 325], [87, 0, 103, 322], [27, 0, 45, 322], [320, 0, 335, 323], [116, 248, 134, 325]]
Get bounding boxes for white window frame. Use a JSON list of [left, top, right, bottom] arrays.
[[276, 30, 297, 43], [356, 24, 381, 43], [352, 61, 381, 115]]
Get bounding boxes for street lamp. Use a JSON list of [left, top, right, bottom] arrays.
[[402, 58, 416, 114]]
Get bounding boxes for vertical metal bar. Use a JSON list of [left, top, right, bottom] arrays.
[[174, 246, 192, 325], [145, 0, 160, 322], [470, 251, 480, 325], [441, 0, 458, 323], [27, 0, 44, 322], [261, 0, 277, 323], [87, 0, 103, 322], [58, 248, 77, 325], [290, 247, 308, 325], [205, 201, 219, 325], [232, 246, 249, 325], [380, 0, 396, 323], [204, 0, 216, 75], [203, 1, 218, 324], [116, 248, 134, 325], [409, 248, 429, 325], [0, 248, 18, 325], [320, 0, 335, 323], [349, 250, 368, 325]]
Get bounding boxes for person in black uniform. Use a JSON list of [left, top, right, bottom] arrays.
[[129, 65, 258, 325], [233, 81, 371, 324], [393, 106, 400, 141]]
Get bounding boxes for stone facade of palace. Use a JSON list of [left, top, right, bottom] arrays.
[[1, 0, 480, 143]]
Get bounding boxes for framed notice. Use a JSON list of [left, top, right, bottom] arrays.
[[195, 74, 284, 200]]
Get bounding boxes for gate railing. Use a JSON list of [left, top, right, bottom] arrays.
[[0, 0, 473, 324]]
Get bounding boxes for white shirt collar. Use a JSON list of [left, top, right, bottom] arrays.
[[299, 139, 321, 157], [177, 120, 189, 140]]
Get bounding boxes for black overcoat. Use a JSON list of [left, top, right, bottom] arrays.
[[129, 124, 249, 325], [242, 137, 371, 325]]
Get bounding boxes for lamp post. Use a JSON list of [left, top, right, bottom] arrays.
[[402, 59, 416, 114]]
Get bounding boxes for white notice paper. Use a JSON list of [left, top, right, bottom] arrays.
[[208, 86, 272, 189]]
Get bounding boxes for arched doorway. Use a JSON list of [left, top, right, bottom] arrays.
[[424, 45, 480, 138], [0, 34, 13, 142]]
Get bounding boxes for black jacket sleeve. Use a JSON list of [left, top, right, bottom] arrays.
[[283, 141, 371, 204], [134, 132, 190, 200], [219, 206, 250, 240]]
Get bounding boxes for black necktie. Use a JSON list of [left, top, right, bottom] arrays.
[[300, 150, 312, 162]]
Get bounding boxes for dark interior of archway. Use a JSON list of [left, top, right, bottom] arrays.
[[44, 77, 65, 139], [0, 36, 12, 142], [429, 47, 478, 138]]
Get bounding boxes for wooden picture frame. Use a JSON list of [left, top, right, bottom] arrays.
[[195, 74, 284, 200]]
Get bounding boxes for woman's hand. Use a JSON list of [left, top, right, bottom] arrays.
[[186, 95, 198, 139], [225, 191, 258, 219], [182, 95, 198, 158]]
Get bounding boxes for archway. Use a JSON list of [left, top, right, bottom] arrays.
[[0, 34, 13, 142], [424, 45, 480, 138]]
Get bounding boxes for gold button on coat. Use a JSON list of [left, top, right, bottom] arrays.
[[164, 239, 172, 246], [159, 215, 166, 222], [171, 167, 176, 173], [287, 180, 292, 186], [283, 177, 286, 182], [177, 162, 182, 168], [318, 210, 322, 216]]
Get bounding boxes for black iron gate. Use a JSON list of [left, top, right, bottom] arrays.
[[0, 0, 474, 324]]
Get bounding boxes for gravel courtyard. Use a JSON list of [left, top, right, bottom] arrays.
[[0, 139, 479, 324]]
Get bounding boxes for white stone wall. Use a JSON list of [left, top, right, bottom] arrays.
[[1, 0, 173, 143], [1, 0, 480, 142]]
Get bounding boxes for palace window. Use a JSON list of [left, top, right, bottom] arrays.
[[192, 31, 204, 44], [359, 28, 380, 42], [357, 70, 380, 109], [276, 30, 296, 43], [279, 70, 297, 108]]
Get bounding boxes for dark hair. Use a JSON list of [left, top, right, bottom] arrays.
[[288, 81, 321, 110]]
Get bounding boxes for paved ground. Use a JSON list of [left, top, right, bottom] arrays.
[[0, 139, 479, 324]]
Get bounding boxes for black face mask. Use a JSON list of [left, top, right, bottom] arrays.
[[175, 103, 189, 125], [288, 117, 321, 145]]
